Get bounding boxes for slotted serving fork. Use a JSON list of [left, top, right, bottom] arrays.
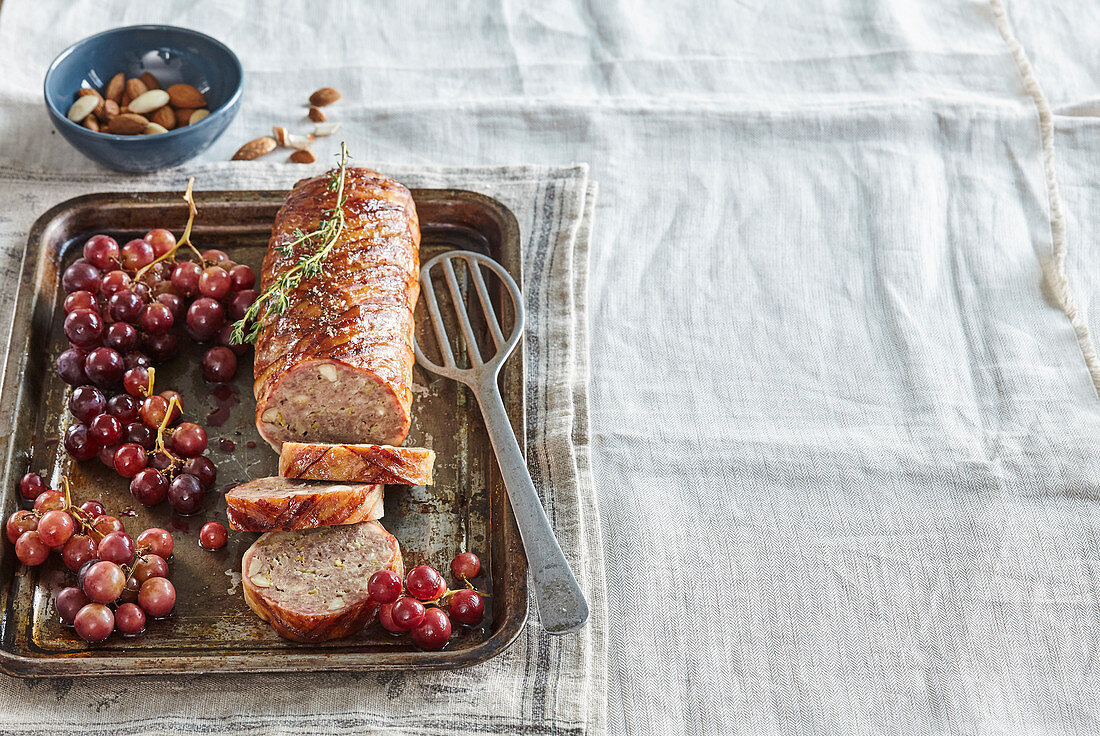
[[414, 250, 589, 634]]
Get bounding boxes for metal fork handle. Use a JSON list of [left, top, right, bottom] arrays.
[[475, 374, 590, 634]]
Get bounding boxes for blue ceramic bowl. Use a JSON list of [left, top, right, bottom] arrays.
[[44, 25, 242, 173]]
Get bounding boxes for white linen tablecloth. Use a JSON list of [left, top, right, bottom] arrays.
[[3, 0, 1100, 733]]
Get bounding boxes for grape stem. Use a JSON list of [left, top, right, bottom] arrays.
[[150, 394, 184, 474], [133, 177, 205, 281]]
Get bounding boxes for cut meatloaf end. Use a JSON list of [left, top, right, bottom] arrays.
[[225, 477, 383, 532], [242, 520, 403, 642], [279, 442, 435, 485]]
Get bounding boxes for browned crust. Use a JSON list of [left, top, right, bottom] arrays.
[[253, 168, 420, 450], [225, 479, 383, 532], [279, 442, 435, 485], [241, 522, 404, 642]]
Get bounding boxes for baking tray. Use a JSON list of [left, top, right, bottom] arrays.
[[0, 188, 528, 676]]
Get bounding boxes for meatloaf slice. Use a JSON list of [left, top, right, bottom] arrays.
[[279, 442, 435, 485], [225, 477, 383, 532], [242, 520, 403, 642]]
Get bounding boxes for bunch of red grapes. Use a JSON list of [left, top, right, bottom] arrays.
[[57, 230, 256, 514], [367, 551, 486, 650], [6, 476, 176, 642]]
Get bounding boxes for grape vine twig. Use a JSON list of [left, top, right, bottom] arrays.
[[134, 177, 203, 281], [230, 142, 352, 344]]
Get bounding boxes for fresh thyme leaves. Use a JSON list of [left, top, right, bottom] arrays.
[[230, 142, 352, 344]]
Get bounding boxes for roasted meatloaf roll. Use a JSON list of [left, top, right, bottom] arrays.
[[254, 168, 420, 451], [279, 442, 435, 486], [242, 520, 403, 642], [225, 477, 383, 532]]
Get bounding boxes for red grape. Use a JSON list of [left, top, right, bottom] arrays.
[[201, 249, 232, 268], [149, 450, 176, 471], [61, 534, 98, 571], [34, 489, 67, 512], [411, 607, 452, 650], [120, 239, 154, 270], [70, 385, 106, 422], [120, 575, 140, 604], [97, 444, 120, 468], [406, 565, 447, 601], [79, 500, 105, 517], [64, 308, 104, 346], [56, 348, 89, 385], [144, 229, 176, 258], [89, 413, 123, 447], [159, 391, 183, 421], [216, 323, 249, 356], [113, 443, 148, 478], [105, 321, 139, 353], [19, 472, 45, 501], [130, 468, 168, 506], [82, 560, 125, 603], [99, 269, 131, 297], [83, 234, 119, 270], [124, 351, 151, 370], [201, 346, 237, 382], [56, 586, 90, 625], [379, 602, 404, 633], [114, 602, 146, 635], [92, 515, 124, 536], [390, 597, 426, 631], [74, 603, 114, 642], [136, 528, 173, 558], [448, 589, 485, 625], [123, 366, 150, 397], [62, 261, 101, 294], [183, 456, 216, 489], [368, 569, 403, 604], [37, 509, 75, 547], [132, 553, 168, 583], [138, 577, 176, 617], [198, 521, 228, 550], [143, 332, 179, 362], [170, 422, 207, 457], [64, 422, 99, 461], [228, 264, 256, 291], [170, 261, 202, 297], [108, 290, 144, 323], [84, 347, 124, 387], [6, 510, 37, 543], [15, 531, 50, 565], [139, 395, 169, 427], [167, 473, 204, 515], [198, 266, 231, 300], [450, 552, 481, 581], [63, 290, 98, 313], [124, 422, 155, 450], [186, 297, 225, 340], [106, 393, 140, 424], [140, 302, 174, 335], [156, 292, 185, 321], [98, 531, 135, 565]]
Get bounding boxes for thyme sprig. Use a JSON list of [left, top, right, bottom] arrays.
[[230, 142, 352, 344]]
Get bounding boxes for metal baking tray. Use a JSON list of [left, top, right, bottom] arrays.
[[0, 188, 527, 676]]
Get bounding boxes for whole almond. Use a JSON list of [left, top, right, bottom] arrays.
[[129, 89, 170, 115], [308, 105, 326, 122], [107, 112, 149, 135], [83, 116, 100, 132], [66, 95, 99, 123], [174, 108, 196, 125], [101, 99, 120, 122], [120, 92, 132, 107], [272, 126, 288, 147], [140, 72, 160, 90], [290, 149, 316, 164], [232, 136, 277, 160], [188, 109, 210, 126], [151, 106, 176, 130], [309, 87, 340, 107], [105, 73, 125, 103], [167, 83, 206, 108], [125, 78, 148, 101], [143, 122, 169, 135]]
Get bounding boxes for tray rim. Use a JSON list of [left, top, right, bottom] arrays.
[[0, 187, 529, 677]]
